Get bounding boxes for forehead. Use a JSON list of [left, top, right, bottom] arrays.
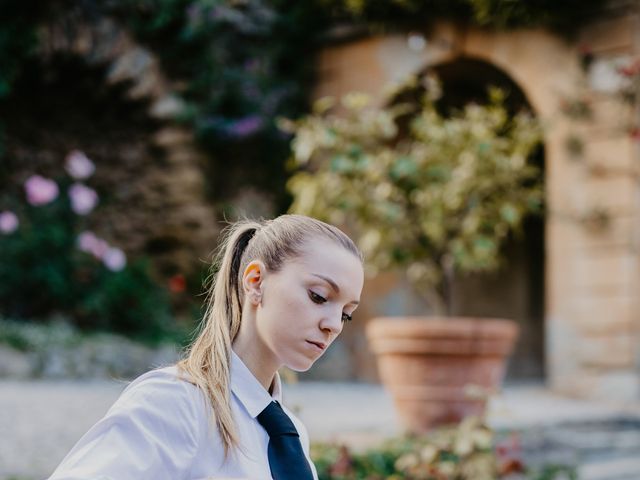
[[286, 237, 363, 292]]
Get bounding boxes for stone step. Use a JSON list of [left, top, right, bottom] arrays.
[[579, 455, 640, 480], [545, 423, 640, 455], [508, 417, 640, 478]]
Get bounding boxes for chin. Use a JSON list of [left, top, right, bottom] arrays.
[[286, 356, 316, 372]]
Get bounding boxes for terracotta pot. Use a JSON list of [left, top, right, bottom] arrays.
[[366, 316, 519, 433]]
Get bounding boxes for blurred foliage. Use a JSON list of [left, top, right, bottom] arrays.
[[321, 0, 607, 32], [0, 317, 187, 379], [0, 0, 49, 159], [0, 0, 48, 100], [106, 0, 606, 212], [0, 0, 609, 211], [0, 166, 180, 344], [311, 416, 577, 479], [108, 0, 333, 213], [286, 76, 543, 314], [0, 0, 332, 214], [0, 317, 82, 352]]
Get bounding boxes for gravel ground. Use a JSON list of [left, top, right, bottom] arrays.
[[3, 378, 640, 480]]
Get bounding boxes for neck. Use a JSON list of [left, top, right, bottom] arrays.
[[232, 318, 280, 393]]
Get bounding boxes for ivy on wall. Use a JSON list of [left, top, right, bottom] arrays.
[[0, 0, 613, 215], [109, 0, 333, 214], [0, 0, 49, 163], [321, 0, 608, 32]]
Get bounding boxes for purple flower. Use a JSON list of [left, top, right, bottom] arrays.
[[77, 231, 98, 253], [229, 115, 263, 138], [186, 4, 202, 23], [103, 247, 126, 271], [0, 211, 19, 234], [65, 150, 95, 180], [208, 5, 223, 20], [77, 231, 109, 259], [24, 175, 59, 206], [68, 183, 99, 215], [244, 58, 261, 73]]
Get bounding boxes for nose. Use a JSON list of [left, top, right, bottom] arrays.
[[318, 310, 343, 337]]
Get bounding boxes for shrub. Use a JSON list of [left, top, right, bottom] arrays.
[[311, 416, 577, 480], [0, 150, 177, 344]]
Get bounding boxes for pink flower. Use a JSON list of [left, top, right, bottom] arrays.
[[24, 175, 59, 206], [0, 211, 19, 234], [618, 59, 640, 78], [77, 231, 98, 253], [103, 247, 126, 271], [65, 150, 96, 180], [68, 183, 99, 215], [77, 232, 126, 271], [77, 231, 109, 259]]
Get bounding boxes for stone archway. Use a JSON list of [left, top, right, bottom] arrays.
[[3, 15, 218, 316], [313, 17, 640, 400]]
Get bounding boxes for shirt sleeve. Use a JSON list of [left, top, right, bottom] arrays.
[[48, 372, 203, 480]]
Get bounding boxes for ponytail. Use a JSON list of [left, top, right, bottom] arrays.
[[177, 220, 261, 457]]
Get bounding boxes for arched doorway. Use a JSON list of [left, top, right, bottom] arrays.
[[429, 57, 546, 380]]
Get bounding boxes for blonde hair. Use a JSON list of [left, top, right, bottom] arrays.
[[176, 214, 362, 456]]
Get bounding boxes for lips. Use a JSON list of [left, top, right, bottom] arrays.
[[306, 340, 326, 351]]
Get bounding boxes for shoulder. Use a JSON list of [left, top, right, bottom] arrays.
[[119, 365, 202, 404], [121, 364, 197, 391], [111, 366, 209, 440], [48, 366, 207, 479], [118, 365, 207, 408]]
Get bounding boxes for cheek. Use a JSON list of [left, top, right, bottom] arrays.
[[261, 290, 308, 336], [279, 296, 312, 332]]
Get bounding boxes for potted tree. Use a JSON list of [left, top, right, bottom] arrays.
[[284, 74, 544, 433]]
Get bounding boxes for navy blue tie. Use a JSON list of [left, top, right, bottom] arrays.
[[256, 401, 314, 479]]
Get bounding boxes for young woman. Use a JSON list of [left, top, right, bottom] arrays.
[[48, 214, 365, 480]]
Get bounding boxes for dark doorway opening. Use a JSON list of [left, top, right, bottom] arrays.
[[431, 57, 546, 381]]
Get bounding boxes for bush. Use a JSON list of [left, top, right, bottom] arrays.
[[311, 416, 577, 480], [0, 151, 177, 344]]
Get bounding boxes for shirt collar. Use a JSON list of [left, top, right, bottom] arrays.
[[230, 349, 282, 418]]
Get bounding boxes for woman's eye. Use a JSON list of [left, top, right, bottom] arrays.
[[309, 290, 352, 322], [309, 291, 326, 304]]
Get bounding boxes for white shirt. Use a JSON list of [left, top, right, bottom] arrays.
[[48, 351, 318, 480]]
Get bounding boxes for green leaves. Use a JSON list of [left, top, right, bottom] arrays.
[[500, 203, 520, 226], [287, 76, 543, 311], [311, 416, 504, 480]]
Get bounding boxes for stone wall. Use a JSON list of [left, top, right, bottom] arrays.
[[555, 11, 640, 400]]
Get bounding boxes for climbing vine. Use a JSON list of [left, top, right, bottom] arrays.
[[0, 0, 613, 214]]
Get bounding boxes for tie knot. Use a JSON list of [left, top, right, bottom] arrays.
[[257, 401, 299, 438]]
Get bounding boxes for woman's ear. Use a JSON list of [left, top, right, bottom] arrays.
[[242, 260, 265, 305]]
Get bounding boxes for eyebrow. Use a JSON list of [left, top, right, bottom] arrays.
[[311, 273, 360, 305]]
